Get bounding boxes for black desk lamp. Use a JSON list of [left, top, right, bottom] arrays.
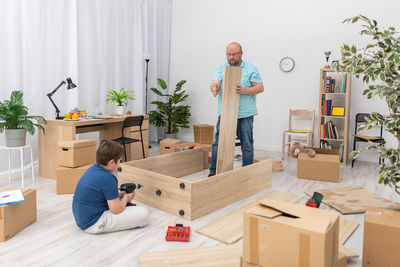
[[47, 78, 77, 119]]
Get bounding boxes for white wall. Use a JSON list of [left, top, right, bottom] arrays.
[[169, 0, 399, 162]]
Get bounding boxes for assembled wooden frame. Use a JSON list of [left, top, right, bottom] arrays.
[[118, 148, 272, 220]]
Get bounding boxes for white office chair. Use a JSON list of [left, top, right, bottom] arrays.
[[282, 109, 315, 159]]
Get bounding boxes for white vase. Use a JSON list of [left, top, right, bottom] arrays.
[[116, 105, 125, 115], [5, 128, 26, 147]]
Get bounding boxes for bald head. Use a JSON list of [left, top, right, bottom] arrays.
[[226, 42, 242, 52], [226, 42, 243, 66]]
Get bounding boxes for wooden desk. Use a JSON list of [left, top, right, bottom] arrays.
[[38, 115, 149, 179]]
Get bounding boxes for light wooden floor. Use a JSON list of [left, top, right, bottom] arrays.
[[1, 144, 399, 267]]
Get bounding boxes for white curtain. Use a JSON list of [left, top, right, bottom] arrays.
[[0, 0, 171, 175]]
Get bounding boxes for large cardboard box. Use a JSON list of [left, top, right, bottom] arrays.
[[362, 207, 400, 266], [193, 124, 214, 144], [58, 139, 97, 168], [160, 138, 181, 155], [0, 188, 37, 242], [56, 164, 91, 194], [297, 148, 340, 182], [243, 199, 339, 267]]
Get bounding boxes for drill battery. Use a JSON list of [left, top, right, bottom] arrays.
[[165, 224, 190, 242]]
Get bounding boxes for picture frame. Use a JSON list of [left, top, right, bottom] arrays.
[[331, 106, 345, 116]]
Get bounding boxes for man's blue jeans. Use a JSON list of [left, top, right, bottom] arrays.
[[209, 115, 254, 174]]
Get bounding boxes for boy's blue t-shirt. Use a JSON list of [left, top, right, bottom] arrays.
[[72, 164, 119, 230], [213, 60, 263, 119]]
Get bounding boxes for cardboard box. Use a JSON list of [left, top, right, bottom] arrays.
[[56, 164, 91, 194], [243, 199, 339, 267], [160, 138, 181, 155], [362, 207, 400, 266], [58, 139, 97, 168], [0, 188, 37, 242], [193, 124, 214, 144], [297, 148, 340, 182]]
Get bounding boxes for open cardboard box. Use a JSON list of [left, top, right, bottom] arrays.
[[297, 148, 341, 182], [243, 199, 339, 267]]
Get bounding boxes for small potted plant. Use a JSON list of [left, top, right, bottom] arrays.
[[0, 90, 46, 147], [149, 78, 191, 138], [105, 88, 135, 115]]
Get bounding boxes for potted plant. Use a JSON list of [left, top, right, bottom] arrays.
[[105, 88, 135, 115], [333, 15, 400, 193], [149, 78, 191, 138], [0, 90, 46, 147]]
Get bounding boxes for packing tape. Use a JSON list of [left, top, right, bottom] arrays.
[[299, 233, 310, 267], [249, 216, 259, 264]]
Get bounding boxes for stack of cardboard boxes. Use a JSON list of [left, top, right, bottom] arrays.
[[56, 140, 96, 194]]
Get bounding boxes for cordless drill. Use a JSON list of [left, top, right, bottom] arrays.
[[119, 183, 142, 193]]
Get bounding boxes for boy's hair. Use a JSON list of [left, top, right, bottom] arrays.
[[96, 140, 124, 165]]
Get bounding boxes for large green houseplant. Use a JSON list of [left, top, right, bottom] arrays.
[[333, 15, 400, 193], [105, 88, 135, 115], [149, 78, 191, 135], [0, 90, 46, 147]]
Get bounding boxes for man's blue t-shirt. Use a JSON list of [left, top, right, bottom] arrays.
[[213, 60, 263, 119], [72, 164, 119, 230]]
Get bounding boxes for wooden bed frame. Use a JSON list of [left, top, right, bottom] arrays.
[[118, 148, 272, 220]]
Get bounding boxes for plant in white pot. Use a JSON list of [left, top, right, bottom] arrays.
[[105, 88, 135, 115], [0, 91, 46, 147]]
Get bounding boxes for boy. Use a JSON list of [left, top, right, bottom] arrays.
[[72, 140, 149, 234]]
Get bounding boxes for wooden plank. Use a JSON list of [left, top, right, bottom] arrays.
[[339, 218, 359, 245], [253, 156, 283, 172], [126, 148, 205, 178], [339, 245, 359, 259], [139, 244, 242, 267], [216, 66, 242, 174], [196, 190, 303, 244], [118, 163, 193, 220], [305, 186, 400, 214], [191, 159, 272, 219]]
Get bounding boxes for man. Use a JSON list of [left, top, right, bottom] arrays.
[[208, 42, 264, 176]]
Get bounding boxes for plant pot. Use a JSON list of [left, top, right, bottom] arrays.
[[165, 133, 178, 140], [5, 128, 26, 147], [116, 105, 125, 115]]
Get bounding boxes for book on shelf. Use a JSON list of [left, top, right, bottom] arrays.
[[340, 73, 347, 93], [339, 143, 344, 162], [321, 121, 340, 139]]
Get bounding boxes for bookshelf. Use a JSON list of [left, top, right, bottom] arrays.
[[318, 67, 351, 164]]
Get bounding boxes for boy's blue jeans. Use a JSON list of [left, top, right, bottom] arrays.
[[209, 115, 254, 174]]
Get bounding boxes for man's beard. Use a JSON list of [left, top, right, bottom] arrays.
[[229, 59, 241, 66]]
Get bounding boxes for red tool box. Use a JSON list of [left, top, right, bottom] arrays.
[[165, 224, 190, 242]]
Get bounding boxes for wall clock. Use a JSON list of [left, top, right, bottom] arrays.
[[279, 57, 295, 72]]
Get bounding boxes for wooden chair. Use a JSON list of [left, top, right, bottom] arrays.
[[282, 109, 315, 159], [112, 115, 145, 162]]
